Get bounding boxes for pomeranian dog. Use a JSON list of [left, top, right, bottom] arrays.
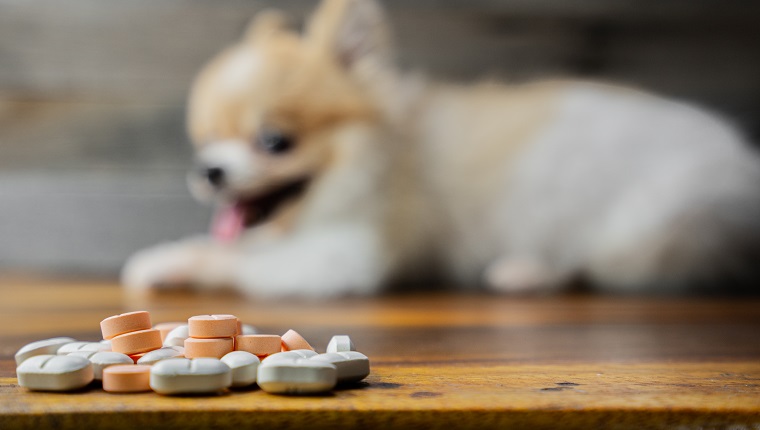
[[123, 0, 760, 298]]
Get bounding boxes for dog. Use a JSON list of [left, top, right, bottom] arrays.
[[123, 0, 760, 299]]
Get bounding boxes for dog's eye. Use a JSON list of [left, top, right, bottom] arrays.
[[258, 130, 294, 155]]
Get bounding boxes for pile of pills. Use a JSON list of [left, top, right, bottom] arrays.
[[14, 311, 370, 395]]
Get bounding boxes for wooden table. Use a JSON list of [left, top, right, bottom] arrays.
[[1, 279, 759, 429]]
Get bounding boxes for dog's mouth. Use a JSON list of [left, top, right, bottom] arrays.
[[211, 178, 310, 242]]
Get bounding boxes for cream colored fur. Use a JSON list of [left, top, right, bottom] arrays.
[[123, 0, 760, 298]]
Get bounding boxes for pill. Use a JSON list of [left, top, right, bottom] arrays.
[[241, 324, 258, 335], [220, 351, 260, 387], [154, 322, 185, 342], [103, 364, 151, 393], [326, 335, 355, 353], [235, 335, 281, 356], [57, 341, 110, 355], [280, 330, 314, 352], [150, 358, 232, 395], [188, 315, 238, 339], [185, 337, 234, 359], [15, 337, 76, 365], [89, 352, 134, 380], [68, 350, 99, 360], [257, 355, 337, 394], [137, 346, 185, 365], [16, 354, 94, 391], [263, 350, 318, 363], [100, 311, 152, 340], [310, 352, 370, 384], [163, 325, 189, 347], [111, 329, 163, 355]]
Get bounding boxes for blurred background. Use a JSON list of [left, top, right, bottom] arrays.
[[1, 0, 759, 276]]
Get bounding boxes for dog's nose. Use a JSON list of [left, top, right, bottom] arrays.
[[203, 166, 226, 188]]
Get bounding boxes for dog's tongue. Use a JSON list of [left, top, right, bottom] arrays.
[[211, 203, 246, 243]]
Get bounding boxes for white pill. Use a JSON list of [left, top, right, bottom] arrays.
[[163, 325, 189, 347], [89, 352, 134, 380], [137, 347, 184, 365], [241, 324, 258, 335], [15, 337, 77, 366], [263, 349, 318, 363], [57, 342, 110, 355], [310, 352, 370, 384], [221, 351, 260, 387], [150, 358, 231, 395], [68, 350, 98, 360], [16, 354, 94, 391], [326, 335, 355, 353], [257, 356, 337, 394]]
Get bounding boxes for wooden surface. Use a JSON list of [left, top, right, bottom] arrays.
[[1, 279, 760, 429]]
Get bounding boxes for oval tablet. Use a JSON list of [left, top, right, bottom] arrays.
[[111, 329, 163, 355], [163, 325, 189, 347], [188, 315, 238, 339], [184, 337, 233, 359], [137, 347, 185, 365], [310, 352, 370, 384], [221, 351, 260, 387], [257, 356, 336, 394], [89, 352, 134, 380], [263, 350, 318, 363], [57, 341, 110, 355], [103, 364, 151, 393], [150, 358, 231, 395], [280, 329, 314, 352], [326, 335, 355, 353], [235, 335, 281, 356], [17, 354, 93, 391], [154, 322, 185, 342], [15, 337, 76, 366], [100, 311, 152, 340]]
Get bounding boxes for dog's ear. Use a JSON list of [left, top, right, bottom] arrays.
[[306, 0, 392, 71], [243, 9, 289, 45]]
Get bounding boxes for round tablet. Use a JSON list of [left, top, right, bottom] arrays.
[[310, 352, 370, 384], [221, 351, 260, 387], [257, 356, 337, 394], [184, 338, 233, 359], [235, 335, 281, 356], [100, 311, 152, 340], [137, 347, 185, 365], [17, 354, 94, 391], [154, 322, 185, 342], [326, 335, 355, 353], [111, 329, 163, 355], [15, 337, 76, 366], [188, 315, 238, 339], [103, 364, 151, 393], [150, 358, 231, 395], [280, 330, 314, 352], [57, 342, 110, 355], [89, 352, 134, 380], [163, 325, 189, 347]]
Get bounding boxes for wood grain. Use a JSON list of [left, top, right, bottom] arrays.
[[1, 279, 759, 429]]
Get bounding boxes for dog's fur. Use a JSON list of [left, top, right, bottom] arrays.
[[123, 0, 760, 298]]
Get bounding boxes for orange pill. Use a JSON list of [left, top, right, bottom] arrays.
[[100, 311, 152, 340], [188, 315, 238, 339], [184, 338, 234, 359], [102, 364, 151, 393], [235, 335, 281, 356], [236, 320, 242, 336], [111, 329, 163, 355], [280, 329, 314, 352], [154, 322, 184, 342]]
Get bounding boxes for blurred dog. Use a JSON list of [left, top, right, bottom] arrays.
[[123, 0, 760, 298]]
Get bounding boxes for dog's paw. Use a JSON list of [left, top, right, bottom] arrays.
[[121, 239, 208, 294], [484, 258, 559, 294]]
